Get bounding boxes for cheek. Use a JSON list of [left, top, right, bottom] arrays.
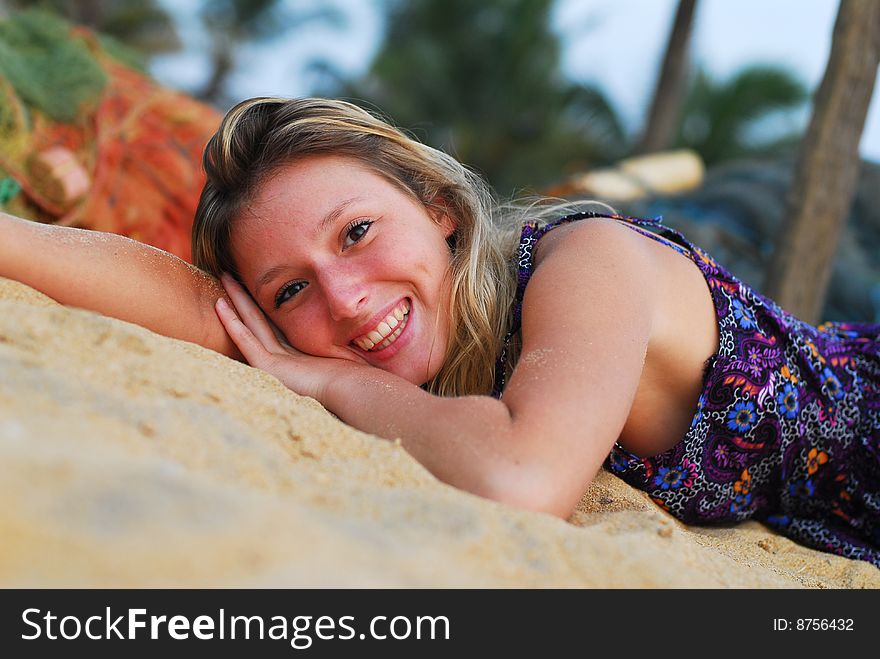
[[421, 246, 454, 302], [272, 308, 334, 357]]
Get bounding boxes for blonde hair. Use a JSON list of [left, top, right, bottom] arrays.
[[192, 97, 608, 396]]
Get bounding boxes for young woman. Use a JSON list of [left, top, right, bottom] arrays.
[[2, 97, 878, 568]]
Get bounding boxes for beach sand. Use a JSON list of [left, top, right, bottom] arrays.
[[1, 277, 877, 588]]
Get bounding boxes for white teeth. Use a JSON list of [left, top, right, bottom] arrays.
[[352, 300, 411, 352], [377, 322, 406, 349]]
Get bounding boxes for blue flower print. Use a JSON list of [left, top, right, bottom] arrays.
[[822, 367, 844, 400], [652, 466, 688, 491], [765, 514, 791, 527], [692, 393, 706, 427], [789, 478, 815, 499], [609, 450, 630, 474], [727, 400, 757, 433], [730, 492, 752, 514], [777, 383, 799, 419], [731, 298, 757, 329]]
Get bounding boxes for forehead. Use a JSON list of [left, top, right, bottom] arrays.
[[249, 155, 382, 217], [229, 154, 424, 275], [233, 156, 379, 238]]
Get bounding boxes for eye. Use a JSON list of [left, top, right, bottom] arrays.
[[274, 281, 306, 308], [343, 219, 373, 248]]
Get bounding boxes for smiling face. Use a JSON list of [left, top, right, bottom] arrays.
[[230, 154, 456, 385]]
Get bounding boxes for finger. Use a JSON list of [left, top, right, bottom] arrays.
[[220, 273, 285, 352], [221, 275, 298, 355], [215, 297, 276, 368], [266, 315, 294, 349]]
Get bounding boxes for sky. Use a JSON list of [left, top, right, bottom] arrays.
[[152, 0, 880, 161]]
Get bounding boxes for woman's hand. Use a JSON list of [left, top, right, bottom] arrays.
[[215, 273, 345, 401]]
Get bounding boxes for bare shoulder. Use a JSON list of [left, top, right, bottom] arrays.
[[529, 216, 663, 320], [497, 216, 660, 514], [532, 215, 659, 271], [532, 216, 709, 337], [523, 214, 719, 460], [519, 215, 660, 369]]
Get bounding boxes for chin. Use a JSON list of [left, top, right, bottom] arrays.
[[382, 360, 435, 388], [396, 368, 431, 387]]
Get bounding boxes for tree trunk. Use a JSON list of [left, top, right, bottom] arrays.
[[635, 0, 699, 154], [199, 42, 234, 106], [764, 0, 880, 324]]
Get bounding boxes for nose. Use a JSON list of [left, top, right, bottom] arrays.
[[317, 264, 368, 322]]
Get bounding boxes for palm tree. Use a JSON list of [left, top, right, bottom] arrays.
[[676, 65, 808, 165], [198, 0, 344, 106], [327, 0, 625, 197], [765, 0, 880, 323], [5, 0, 180, 62], [636, 0, 699, 154]]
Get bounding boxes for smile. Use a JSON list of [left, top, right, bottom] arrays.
[[352, 299, 411, 352]]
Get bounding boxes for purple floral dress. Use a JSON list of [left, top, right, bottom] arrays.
[[493, 212, 880, 568]]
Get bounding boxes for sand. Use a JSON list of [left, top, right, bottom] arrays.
[[0, 277, 877, 588]]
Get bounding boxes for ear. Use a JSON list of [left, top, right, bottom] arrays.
[[440, 212, 457, 239], [428, 198, 458, 239]]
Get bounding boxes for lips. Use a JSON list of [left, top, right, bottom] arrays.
[[351, 299, 411, 352]]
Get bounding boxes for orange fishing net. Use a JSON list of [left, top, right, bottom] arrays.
[[0, 18, 220, 262]]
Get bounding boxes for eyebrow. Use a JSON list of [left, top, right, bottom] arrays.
[[318, 196, 362, 236], [254, 196, 363, 296]]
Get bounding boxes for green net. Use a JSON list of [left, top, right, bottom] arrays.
[[0, 10, 106, 123], [0, 9, 220, 261]]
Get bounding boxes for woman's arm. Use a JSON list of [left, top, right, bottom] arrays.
[[0, 211, 241, 358], [217, 218, 656, 517]]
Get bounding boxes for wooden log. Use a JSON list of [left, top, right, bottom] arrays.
[[28, 146, 91, 209], [545, 150, 704, 200]]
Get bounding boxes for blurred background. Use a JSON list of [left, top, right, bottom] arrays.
[[0, 0, 878, 322]]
